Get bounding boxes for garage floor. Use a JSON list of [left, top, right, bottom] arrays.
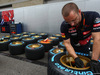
[[0, 33, 47, 75]]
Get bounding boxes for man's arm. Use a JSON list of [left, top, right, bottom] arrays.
[[64, 38, 84, 68], [63, 38, 78, 59], [91, 32, 100, 61]]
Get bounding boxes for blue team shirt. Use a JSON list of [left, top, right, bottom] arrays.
[[60, 11, 100, 47]]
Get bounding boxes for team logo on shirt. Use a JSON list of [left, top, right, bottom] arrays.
[[93, 23, 100, 27], [94, 17, 100, 23], [68, 27, 76, 33], [61, 33, 65, 38]]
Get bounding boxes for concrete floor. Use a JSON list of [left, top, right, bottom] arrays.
[[0, 33, 47, 75], [0, 55, 47, 75]]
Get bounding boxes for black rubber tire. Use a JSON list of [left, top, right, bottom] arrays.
[[9, 41, 25, 55], [13, 34, 22, 37], [0, 39, 11, 51], [22, 32, 29, 35], [52, 34, 63, 42], [22, 38, 37, 46], [39, 33, 48, 39], [38, 39, 53, 52], [48, 52, 92, 75], [29, 33, 38, 36], [10, 37, 22, 42], [48, 36, 59, 46], [48, 47, 65, 60], [31, 35, 42, 42], [3, 35, 11, 39], [58, 42, 66, 51], [21, 35, 30, 39], [25, 43, 45, 60]]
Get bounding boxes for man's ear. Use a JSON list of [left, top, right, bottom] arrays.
[[63, 16, 66, 20], [79, 9, 81, 14]]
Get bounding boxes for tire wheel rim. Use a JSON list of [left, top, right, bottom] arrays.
[[12, 37, 19, 39], [0, 39, 8, 42], [40, 33, 45, 35], [60, 55, 90, 70], [30, 33, 35, 34], [40, 39, 52, 44], [34, 35, 40, 38], [53, 48, 64, 54], [24, 38, 32, 40], [55, 34, 61, 36], [23, 32, 27, 34], [16, 34, 21, 36], [5, 35, 10, 38], [28, 44, 40, 48], [49, 37, 56, 39], [12, 41, 22, 45], [23, 35, 28, 37]]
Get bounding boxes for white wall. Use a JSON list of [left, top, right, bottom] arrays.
[[14, 0, 100, 34], [0, 7, 13, 11]]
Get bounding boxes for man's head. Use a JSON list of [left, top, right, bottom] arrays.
[[62, 2, 82, 26]]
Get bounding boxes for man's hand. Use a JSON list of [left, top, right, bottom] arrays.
[[75, 57, 84, 68], [86, 60, 100, 73]]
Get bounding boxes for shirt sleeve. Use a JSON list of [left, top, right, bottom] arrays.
[[92, 12, 100, 32], [60, 21, 70, 40]]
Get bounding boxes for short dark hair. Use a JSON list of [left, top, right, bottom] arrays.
[[62, 2, 79, 17]]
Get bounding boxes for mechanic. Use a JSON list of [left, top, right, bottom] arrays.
[[60, 2, 100, 73]]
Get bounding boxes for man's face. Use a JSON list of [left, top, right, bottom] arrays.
[[63, 10, 81, 27]]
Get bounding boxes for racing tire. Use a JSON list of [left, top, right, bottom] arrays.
[[9, 41, 25, 55], [10, 37, 22, 42], [38, 39, 53, 52], [25, 43, 45, 60], [22, 32, 29, 35], [22, 37, 37, 46], [39, 33, 48, 39], [3, 35, 11, 39], [52, 34, 63, 42], [21, 35, 30, 39], [48, 47, 65, 60], [58, 42, 66, 51], [48, 52, 93, 75], [29, 33, 38, 36], [48, 36, 59, 46], [32, 35, 42, 42], [13, 34, 22, 37], [0, 39, 11, 51]]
